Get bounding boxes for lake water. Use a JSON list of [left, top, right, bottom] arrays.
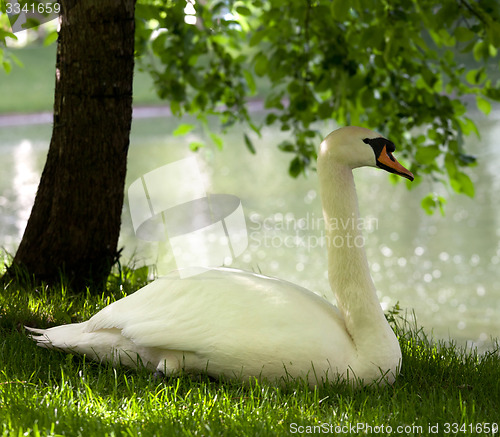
[[1, 110, 499, 352]]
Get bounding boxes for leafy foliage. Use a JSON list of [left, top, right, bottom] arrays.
[[0, 4, 21, 73], [3, 1, 500, 212], [136, 0, 500, 213], [135, 0, 258, 143]]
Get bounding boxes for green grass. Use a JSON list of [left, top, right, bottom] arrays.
[[0, 44, 162, 114], [1, 262, 499, 436]]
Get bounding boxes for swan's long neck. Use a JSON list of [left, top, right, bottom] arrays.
[[318, 161, 389, 344]]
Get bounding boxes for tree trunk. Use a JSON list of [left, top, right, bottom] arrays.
[[10, 0, 136, 290]]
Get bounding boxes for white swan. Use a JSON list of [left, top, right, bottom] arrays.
[[27, 126, 414, 387]]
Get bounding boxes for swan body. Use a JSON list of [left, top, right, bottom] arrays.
[[27, 126, 414, 387]]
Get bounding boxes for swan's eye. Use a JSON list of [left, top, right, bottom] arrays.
[[385, 141, 396, 153]]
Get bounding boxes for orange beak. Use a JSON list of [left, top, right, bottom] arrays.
[[377, 145, 414, 181]]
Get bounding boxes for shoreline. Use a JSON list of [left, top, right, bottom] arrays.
[[0, 100, 269, 127]]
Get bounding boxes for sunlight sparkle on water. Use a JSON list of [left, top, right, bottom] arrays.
[[439, 251, 450, 262], [397, 257, 407, 267], [380, 245, 393, 257], [303, 189, 317, 204], [476, 285, 486, 296], [414, 246, 424, 256], [470, 254, 480, 266]]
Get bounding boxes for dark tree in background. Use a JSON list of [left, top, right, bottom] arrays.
[[10, 0, 137, 289]]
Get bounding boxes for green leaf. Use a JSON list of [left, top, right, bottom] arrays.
[[151, 32, 168, 56], [253, 52, 268, 77], [485, 86, 500, 101], [243, 69, 256, 95], [459, 172, 474, 197], [244, 133, 256, 154], [170, 100, 181, 116], [211, 34, 229, 46], [331, 0, 350, 21], [249, 29, 266, 47], [235, 6, 251, 16], [265, 113, 278, 125], [437, 29, 456, 47], [444, 153, 457, 178], [2, 60, 11, 74], [451, 171, 475, 197], [0, 28, 16, 43], [209, 132, 224, 150], [278, 141, 295, 152], [451, 99, 467, 116], [458, 117, 480, 137], [415, 146, 441, 165], [455, 26, 475, 42], [437, 196, 447, 216], [473, 41, 489, 61], [135, 4, 162, 21], [476, 95, 492, 115], [421, 194, 436, 215], [189, 141, 204, 151], [433, 78, 443, 93], [173, 124, 195, 136], [44, 30, 58, 46], [289, 156, 303, 178], [421, 193, 447, 216], [362, 26, 384, 51], [465, 68, 486, 85], [487, 20, 500, 47]]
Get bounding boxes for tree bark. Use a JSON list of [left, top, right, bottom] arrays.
[[10, 0, 136, 290]]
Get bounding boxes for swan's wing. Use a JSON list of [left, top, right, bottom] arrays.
[[85, 268, 344, 354]]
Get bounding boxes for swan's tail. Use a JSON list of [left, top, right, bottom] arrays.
[[25, 324, 157, 370], [25, 323, 88, 351]]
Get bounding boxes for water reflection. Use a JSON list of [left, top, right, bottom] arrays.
[[0, 113, 498, 351], [0, 135, 44, 249], [13, 140, 39, 232]]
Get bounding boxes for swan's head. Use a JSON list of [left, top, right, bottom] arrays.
[[319, 126, 414, 181]]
